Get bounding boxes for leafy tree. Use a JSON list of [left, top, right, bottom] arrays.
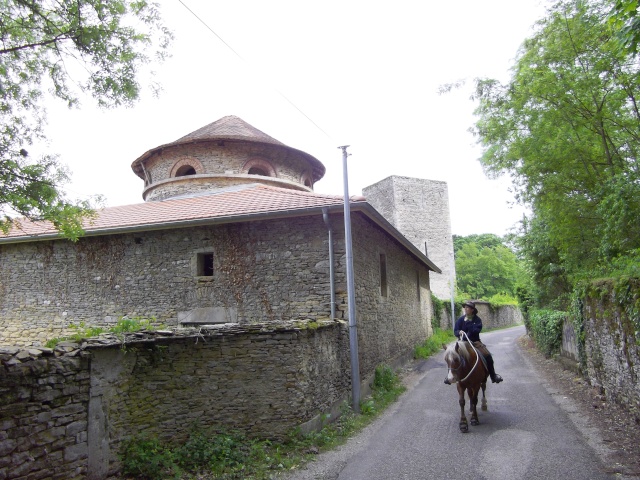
[[453, 234, 526, 300], [472, 0, 640, 306], [608, 0, 640, 54], [0, 0, 172, 239]]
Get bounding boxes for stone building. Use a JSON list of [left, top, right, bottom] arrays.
[[0, 116, 462, 478], [0, 116, 446, 371]]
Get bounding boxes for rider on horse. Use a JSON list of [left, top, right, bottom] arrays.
[[444, 301, 504, 385]]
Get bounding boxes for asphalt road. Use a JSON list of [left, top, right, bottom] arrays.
[[285, 325, 620, 480]]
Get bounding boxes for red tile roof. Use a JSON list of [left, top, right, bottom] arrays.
[[1, 184, 354, 240], [0, 184, 441, 272]]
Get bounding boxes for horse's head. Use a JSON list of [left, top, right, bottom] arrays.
[[443, 342, 465, 384]]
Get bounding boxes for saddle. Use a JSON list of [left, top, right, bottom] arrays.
[[470, 341, 490, 373]]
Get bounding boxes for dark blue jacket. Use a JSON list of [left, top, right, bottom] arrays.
[[454, 314, 483, 342]]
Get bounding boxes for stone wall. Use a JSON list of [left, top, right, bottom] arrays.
[[582, 281, 640, 413], [143, 142, 313, 201], [561, 317, 579, 362], [0, 346, 91, 480], [0, 216, 339, 346], [0, 212, 434, 358], [481, 303, 523, 329], [0, 313, 433, 479], [351, 214, 432, 374], [0, 321, 390, 479], [438, 302, 522, 331]]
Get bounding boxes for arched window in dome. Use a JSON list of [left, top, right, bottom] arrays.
[[242, 158, 276, 178], [248, 166, 269, 176], [170, 157, 204, 178], [301, 172, 313, 189], [176, 165, 197, 176]]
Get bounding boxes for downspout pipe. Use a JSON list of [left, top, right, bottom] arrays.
[[322, 208, 336, 320]]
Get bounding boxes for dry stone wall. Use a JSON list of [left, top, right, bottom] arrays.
[[582, 281, 640, 414], [438, 302, 522, 331], [1, 322, 352, 479], [0, 346, 91, 480]]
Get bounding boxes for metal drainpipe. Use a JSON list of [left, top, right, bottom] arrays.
[[322, 208, 336, 320]]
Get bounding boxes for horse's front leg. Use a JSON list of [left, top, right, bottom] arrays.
[[469, 388, 480, 426], [457, 386, 468, 433], [480, 381, 488, 411]]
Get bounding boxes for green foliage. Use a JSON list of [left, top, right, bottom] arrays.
[[44, 316, 157, 347], [608, 0, 640, 54], [453, 233, 527, 300], [528, 309, 566, 357], [0, 0, 172, 238], [372, 364, 397, 391], [486, 293, 519, 307], [453, 233, 504, 252], [430, 293, 445, 331], [415, 328, 456, 359], [583, 277, 640, 340], [111, 316, 155, 334], [120, 436, 181, 479], [472, 0, 640, 307], [174, 431, 250, 475], [118, 364, 407, 479]]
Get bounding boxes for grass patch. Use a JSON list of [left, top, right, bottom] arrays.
[[45, 316, 158, 348], [414, 328, 456, 359], [119, 364, 407, 479]]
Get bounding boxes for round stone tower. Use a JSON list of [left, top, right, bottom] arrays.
[[131, 115, 326, 201]]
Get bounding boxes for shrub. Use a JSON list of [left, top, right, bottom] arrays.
[[529, 309, 565, 357], [120, 436, 181, 479], [431, 294, 445, 331]]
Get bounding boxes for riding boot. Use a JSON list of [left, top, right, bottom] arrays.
[[486, 354, 503, 383]]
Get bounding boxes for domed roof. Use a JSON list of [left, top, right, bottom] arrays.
[[131, 115, 326, 182]]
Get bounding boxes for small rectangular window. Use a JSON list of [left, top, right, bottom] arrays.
[[197, 252, 214, 277], [379, 253, 388, 297], [416, 271, 421, 301]]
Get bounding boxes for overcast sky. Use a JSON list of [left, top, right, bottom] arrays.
[[42, 0, 547, 237]]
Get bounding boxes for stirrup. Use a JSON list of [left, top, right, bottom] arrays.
[[491, 374, 503, 384]]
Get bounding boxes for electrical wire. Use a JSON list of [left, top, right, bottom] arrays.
[[177, 0, 333, 141]]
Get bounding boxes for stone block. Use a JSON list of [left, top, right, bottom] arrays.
[[63, 442, 87, 462]]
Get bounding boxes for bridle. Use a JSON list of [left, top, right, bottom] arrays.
[[447, 331, 481, 384]]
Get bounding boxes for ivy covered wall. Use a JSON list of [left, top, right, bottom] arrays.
[[581, 278, 640, 414]]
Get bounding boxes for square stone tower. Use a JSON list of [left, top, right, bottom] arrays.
[[363, 176, 455, 300]]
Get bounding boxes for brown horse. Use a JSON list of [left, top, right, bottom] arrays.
[[442, 339, 489, 433]]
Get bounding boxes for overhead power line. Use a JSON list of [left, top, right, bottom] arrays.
[[177, 0, 332, 140]]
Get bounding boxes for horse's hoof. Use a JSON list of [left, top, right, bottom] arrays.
[[481, 405, 488, 412], [471, 418, 480, 426], [459, 423, 469, 433]]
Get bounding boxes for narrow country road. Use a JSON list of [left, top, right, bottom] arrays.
[[285, 325, 626, 480]]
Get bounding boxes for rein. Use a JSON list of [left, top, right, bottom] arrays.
[[455, 331, 481, 384]]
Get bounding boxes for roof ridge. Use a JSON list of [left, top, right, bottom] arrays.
[[174, 115, 285, 146], [255, 184, 345, 200]]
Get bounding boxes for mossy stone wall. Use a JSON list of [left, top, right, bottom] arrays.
[[583, 279, 640, 413]]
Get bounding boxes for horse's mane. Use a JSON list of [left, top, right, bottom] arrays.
[[452, 341, 473, 362]]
